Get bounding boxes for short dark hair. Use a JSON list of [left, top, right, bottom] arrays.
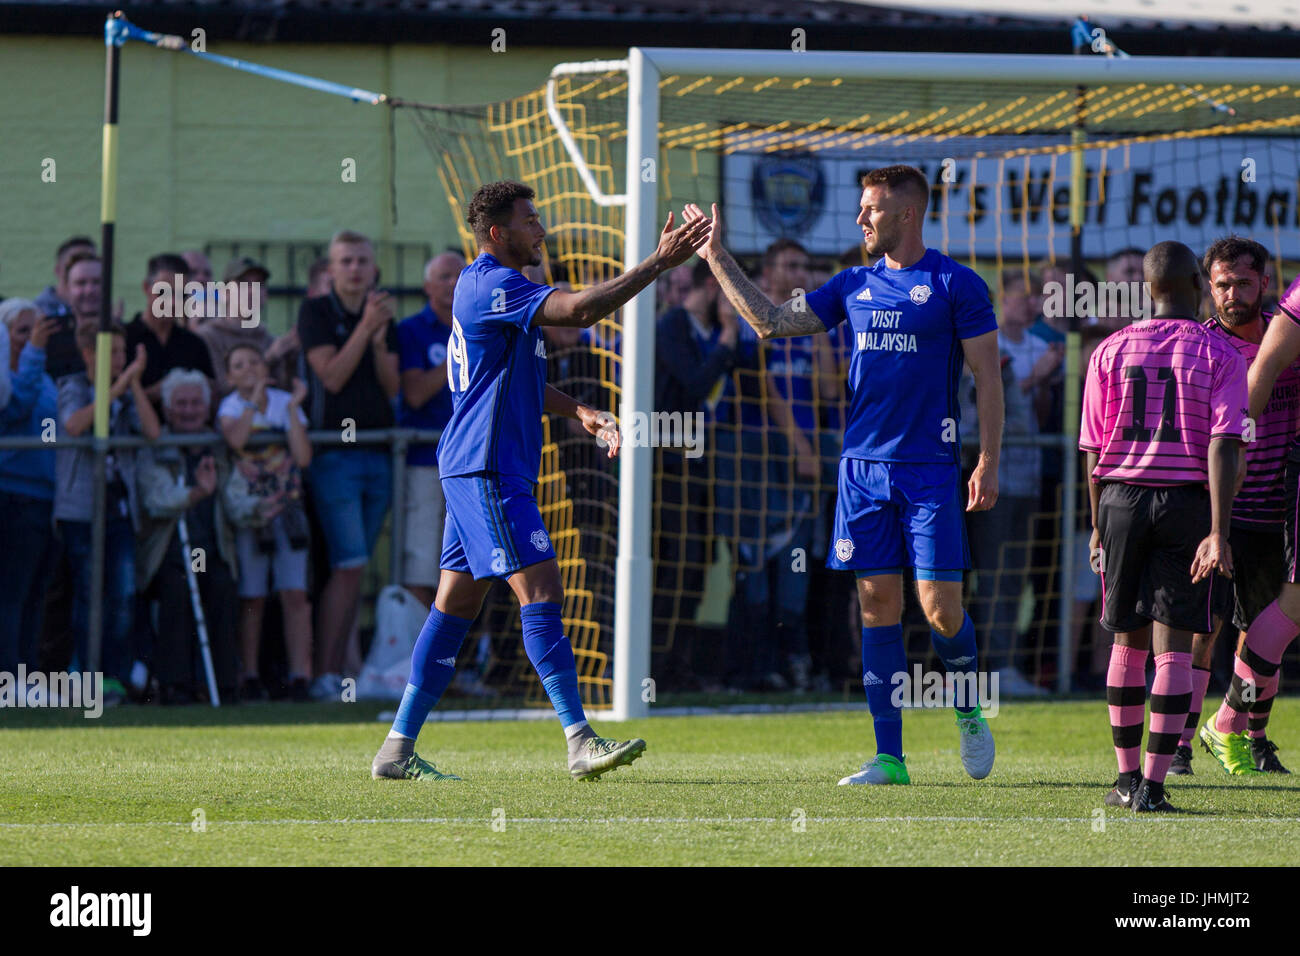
[[146, 253, 190, 283], [467, 180, 536, 244], [56, 236, 95, 267], [860, 164, 930, 212], [64, 250, 101, 276], [225, 342, 265, 370], [76, 321, 125, 354], [762, 238, 810, 274], [1203, 234, 1269, 278], [1143, 240, 1201, 294]]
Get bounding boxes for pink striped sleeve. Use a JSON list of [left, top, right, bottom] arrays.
[[1209, 345, 1248, 438], [1279, 274, 1300, 326], [1079, 346, 1105, 452]]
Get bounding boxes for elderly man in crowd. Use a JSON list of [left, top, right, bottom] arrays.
[[137, 368, 259, 704]]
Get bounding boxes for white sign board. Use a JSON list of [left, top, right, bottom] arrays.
[[722, 135, 1300, 260]]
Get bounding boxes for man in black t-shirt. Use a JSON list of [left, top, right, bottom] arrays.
[[123, 253, 216, 411], [297, 229, 400, 698]]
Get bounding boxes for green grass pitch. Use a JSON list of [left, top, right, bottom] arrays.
[[2, 700, 1298, 866]]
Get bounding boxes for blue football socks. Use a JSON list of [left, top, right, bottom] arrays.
[[390, 607, 473, 740], [861, 624, 906, 759], [930, 611, 979, 714], [521, 601, 586, 729]]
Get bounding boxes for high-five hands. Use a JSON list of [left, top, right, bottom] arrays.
[[682, 203, 721, 261], [655, 211, 714, 270]]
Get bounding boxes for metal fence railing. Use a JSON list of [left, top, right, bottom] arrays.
[[2, 426, 1085, 689]]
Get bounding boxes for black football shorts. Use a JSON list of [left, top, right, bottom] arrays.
[[1097, 482, 1223, 634]]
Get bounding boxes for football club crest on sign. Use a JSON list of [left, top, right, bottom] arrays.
[[531, 529, 550, 552], [752, 154, 825, 236]]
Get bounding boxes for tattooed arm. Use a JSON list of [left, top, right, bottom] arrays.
[[707, 248, 828, 339], [683, 202, 825, 340]]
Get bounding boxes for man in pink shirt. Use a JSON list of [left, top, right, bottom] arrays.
[[1202, 261, 1300, 775], [1080, 240, 1247, 812], [1170, 237, 1298, 776]]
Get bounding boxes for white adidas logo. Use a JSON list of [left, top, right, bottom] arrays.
[[863, 671, 883, 686], [856, 288, 873, 301], [535, 338, 547, 359]]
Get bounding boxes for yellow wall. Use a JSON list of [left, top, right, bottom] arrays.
[[0, 34, 621, 330]]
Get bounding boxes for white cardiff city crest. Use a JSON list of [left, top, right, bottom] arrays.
[[530, 529, 550, 552], [835, 538, 855, 562], [909, 284, 932, 305]]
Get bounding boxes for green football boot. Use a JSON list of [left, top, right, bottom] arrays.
[[837, 753, 910, 785], [372, 751, 461, 781], [1198, 721, 1260, 776]]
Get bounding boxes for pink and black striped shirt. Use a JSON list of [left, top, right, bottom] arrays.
[[1205, 313, 1300, 527], [1080, 317, 1248, 486]]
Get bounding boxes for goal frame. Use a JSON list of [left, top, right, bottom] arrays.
[[550, 49, 1300, 719]]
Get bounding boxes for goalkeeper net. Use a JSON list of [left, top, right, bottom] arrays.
[[404, 52, 1300, 705]]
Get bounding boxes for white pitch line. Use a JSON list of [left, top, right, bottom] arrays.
[[2, 815, 1300, 828]]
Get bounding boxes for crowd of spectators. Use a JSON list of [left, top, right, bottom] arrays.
[[0, 231, 453, 706]]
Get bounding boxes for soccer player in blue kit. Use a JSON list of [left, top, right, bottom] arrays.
[[372, 181, 710, 781], [685, 165, 1005, 784]]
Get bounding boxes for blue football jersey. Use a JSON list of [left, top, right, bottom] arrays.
[[805, 248, 997, 463], [436, 253, 556, 481]]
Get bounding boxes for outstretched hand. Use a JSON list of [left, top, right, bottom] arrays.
[[655, 210, 713, 270], [683, 202, 722, 261], [578, 406, 621, 459]]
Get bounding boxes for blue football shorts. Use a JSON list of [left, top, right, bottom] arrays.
[[440, 473, 557, 579], [827, 458, 969, 582]]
